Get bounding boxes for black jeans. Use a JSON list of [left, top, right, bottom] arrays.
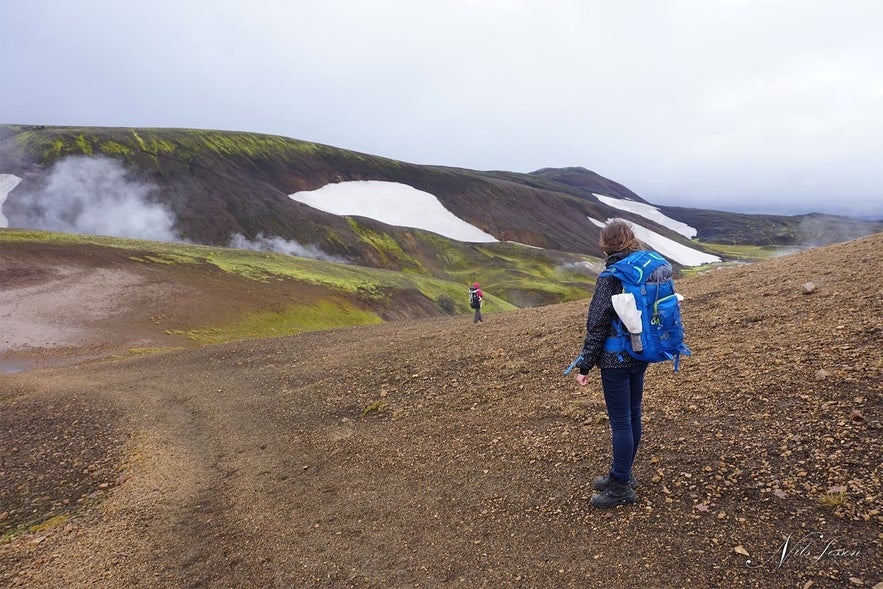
[[600, 363, 648, 483]]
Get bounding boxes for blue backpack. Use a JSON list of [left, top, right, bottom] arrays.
[[600, 250, 691, 371]]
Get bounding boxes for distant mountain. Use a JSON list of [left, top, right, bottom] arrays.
[[1, 125, 879, 268]]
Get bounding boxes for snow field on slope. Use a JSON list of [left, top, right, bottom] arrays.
[[289, 181, 497, 243], [594, 194, 697, 239], [588, 217, 721, 266]]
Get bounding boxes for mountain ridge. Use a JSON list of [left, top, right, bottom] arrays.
[[2, 124, 879, 259]]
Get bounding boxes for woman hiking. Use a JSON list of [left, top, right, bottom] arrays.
[[573, 219, 647, 508], [468, 283, 484, 323]]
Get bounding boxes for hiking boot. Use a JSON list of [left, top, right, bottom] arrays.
[[591, 478, 637, 509], [592, 472, 637, 491]]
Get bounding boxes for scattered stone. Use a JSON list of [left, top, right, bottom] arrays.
[[815, 369, 829, 381], [802, 282, 817, 294]]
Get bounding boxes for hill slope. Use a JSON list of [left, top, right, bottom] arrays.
[[0, 233, 880, 587], [0, 228, 597, 371], [3, 125, 879, 269]]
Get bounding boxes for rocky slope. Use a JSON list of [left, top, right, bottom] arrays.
[[0, 233, 880, 588]]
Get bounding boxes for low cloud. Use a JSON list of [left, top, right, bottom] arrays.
[[229, 233, 348, 264], [7, 156, 179, 242]]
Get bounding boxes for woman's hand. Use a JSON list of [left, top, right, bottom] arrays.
[[575, 373, 589, 386]]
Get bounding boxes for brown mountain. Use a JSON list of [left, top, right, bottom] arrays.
[[3, 125, 879, 268]]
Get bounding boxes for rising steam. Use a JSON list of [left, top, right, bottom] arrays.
[[229, 233, 348, 263], [6, 156, 179, 242]]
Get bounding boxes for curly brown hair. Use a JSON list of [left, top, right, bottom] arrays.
[[599, 219, 642, 255]]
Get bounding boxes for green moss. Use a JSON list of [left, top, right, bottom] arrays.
[[694, 241, 789, 261], [361, 400, 388, 417], [346, 218, 423, 271], [51, 138, 66, 157], [193, 131, 321, 158], [100, 140, 134, 157], [29, 514, 70, 533], [75, 134, 93, 156], [127, 346, 183, 356], [167, 300, 381, 345], [415, 231, 470, 269], [138, 253, 199, 265]]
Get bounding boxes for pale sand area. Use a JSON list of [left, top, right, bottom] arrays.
[[0, 265, 180, 371]]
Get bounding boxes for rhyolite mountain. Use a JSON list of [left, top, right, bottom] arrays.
[[1, 124, 880, 270]]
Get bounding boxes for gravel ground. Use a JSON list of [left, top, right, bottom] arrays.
[[1, 234, 881, 588]]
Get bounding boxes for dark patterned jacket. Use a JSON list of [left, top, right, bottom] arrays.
[[576, 250, 649, 374]]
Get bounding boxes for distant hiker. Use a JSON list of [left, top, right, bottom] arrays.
[[571, 219, 650, 508], [468, 283, 484, 323]]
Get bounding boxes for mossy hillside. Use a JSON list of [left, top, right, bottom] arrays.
[[695, 241, 799, 261], [0, 229, 516, 343], [5, 126, 405, 177], [346, 217, 424, 272], [167, 299, 383, 345], [4, 125, 879, 258], [0, 228, 442, 295]]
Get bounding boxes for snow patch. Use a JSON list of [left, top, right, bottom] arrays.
[[0, 174, 23, 228], [595, 194, 697, 239], [588, 217, 720, 267], [289, 181, 497, 243]]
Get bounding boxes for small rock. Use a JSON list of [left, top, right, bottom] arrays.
[[802, 282, 817, 294], [733, 544, 749, 557], [815, 369, 829, 381], [848, 578, 863, 586]]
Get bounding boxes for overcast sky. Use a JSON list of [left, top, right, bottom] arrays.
[[2, 0, 881, 217]]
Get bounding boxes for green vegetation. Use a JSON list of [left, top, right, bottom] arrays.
[[347, 218, 423, 271], [0, 229, 520, 343], [695, 242, 795, 261], [28, 514, 70, 533], [167, 301, 382, 345], [75, 134, 93, 156], [361, 400, 388, 417], [100, 140, 134, 158], [817, 487, 848, 508], [7, 126, 319, 165], [678, 242, 799, 277]]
